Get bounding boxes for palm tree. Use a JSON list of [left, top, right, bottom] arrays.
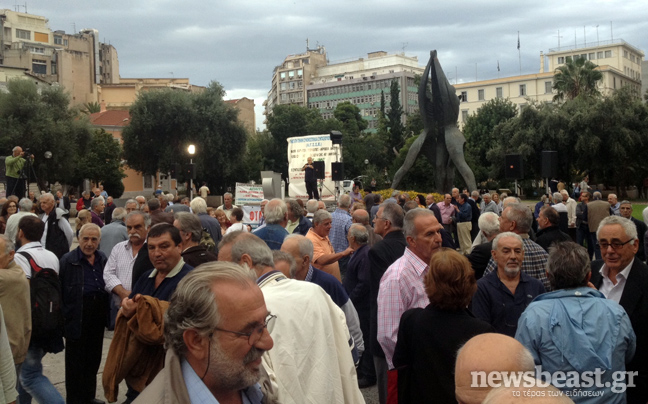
[[81, 101, 101, 114], [552, 57, 603, 102]]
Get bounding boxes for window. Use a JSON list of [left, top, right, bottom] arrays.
[[597, 51, 603, 59], [613, 77, 616, 89], [54, 35, 63, 45], [496, 87, 503, 99], [29, 46, 45, 54], [557, 57, 565, 64], [545, 81, 552, 94], [51, 61, 57, 75], [581, 54, 587, 60], [16, 29, 30, 39], [460, 91, 467, 102], [461, 110, 469, 122], [144, 175, 153, 189], [478, 89, 485, 101], [519, 103, 527, 112], [289, 82, 295, 89], [32, 60, 47, 74], [566, 56, 572, 63], [605, 50, 612, 58], [297, 69, 303, 77], [288, 70, 295, 78], [280, 72, 286, 79], [624, 50, 629, 58], [631, 54, 636, 63], [519, 84, 526, 96], [280, 83, 286, 91], [589, 53, 595, 60]]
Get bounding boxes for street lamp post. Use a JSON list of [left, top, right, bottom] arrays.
[[188, 144, 195, 200]]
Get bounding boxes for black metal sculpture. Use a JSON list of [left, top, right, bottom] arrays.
[[391, 50, 477, 193]]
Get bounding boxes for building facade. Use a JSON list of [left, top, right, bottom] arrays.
[[0, 9, 119, 106], [263, 45, 328, 122], [225, 97, 256, 135], [455, 39, 644, 126], [306, 51, 424, 131]]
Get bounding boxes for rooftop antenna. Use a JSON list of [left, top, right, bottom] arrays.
[[593, 25, 599, 47], [401, 42, 408, 55], [306, 38, 309, 51], [554, 29, 563, 48]]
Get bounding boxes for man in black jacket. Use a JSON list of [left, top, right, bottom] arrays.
[[590, 216, 648, 403], [619, 200, 646, 262], [535, 206, 571, 252], [368, 203, 407, 404]]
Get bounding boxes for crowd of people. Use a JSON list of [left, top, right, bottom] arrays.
[[0, 175, 647, 404]]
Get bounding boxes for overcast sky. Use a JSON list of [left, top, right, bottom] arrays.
[[7, 0, 648, 130]]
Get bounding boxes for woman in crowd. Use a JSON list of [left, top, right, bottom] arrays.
[[75, 209, 92, 238], [214, 209, 230, 236], [393, 248, 494, 404], [0, 200, 18, 234]]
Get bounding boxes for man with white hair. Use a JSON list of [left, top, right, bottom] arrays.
[[471, 232, 545, 337], [253, 199, 289, 250], [479, 193, 498, 214], [217, 192, 238, 220], [590, 216, 648, 402], [608, 193, 621, 215], [135, 196, 146, 211], [90, 196, 105, 228], [190, 197, 222, 245], [467, 212, 500, 279], [218, 232, 364, 404], [483, 203, 551, 290], [305, 199, 318, 222], [551, 192, 567, 213], [38, 193, 73, 259], [4, 198, 36, 243], [99, 207, 128, 257], [560, 189, 577, 231], [134, 263, 274, 403], [306, 209, 352, 281], [60, 223, 109, 404]]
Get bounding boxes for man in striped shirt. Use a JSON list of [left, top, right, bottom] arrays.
[[377, 208, 443, 401]]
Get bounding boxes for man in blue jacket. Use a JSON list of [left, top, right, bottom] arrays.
[[516, 241, 636, 403]]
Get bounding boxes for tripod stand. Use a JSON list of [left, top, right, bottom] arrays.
[[10, 154, 42, 198]]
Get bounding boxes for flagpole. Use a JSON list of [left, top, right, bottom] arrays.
[[518, 31, 522, 75]]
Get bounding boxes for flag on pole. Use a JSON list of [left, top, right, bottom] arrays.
[[517, 32, 520, 50], [497, 60, 500, 71]]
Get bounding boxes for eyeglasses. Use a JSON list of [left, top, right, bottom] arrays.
[[598, 239, 633, 251], [212, 314, 276, 345]]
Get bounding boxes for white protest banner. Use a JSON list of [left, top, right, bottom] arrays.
[[235, 182, 264, 226], [287, 134, 339, 201]]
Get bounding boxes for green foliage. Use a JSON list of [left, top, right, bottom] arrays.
[[76, 129, 126, 197], [0, 80, 103, 189], [81, 101, 101, 115], [122, 81, 248, 194], [552, 57, 603, 102], [463, 98, 518, 183], [386, 80, 405, 152], [482, 87, 648, 196]]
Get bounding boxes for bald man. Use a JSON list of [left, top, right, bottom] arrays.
[[455, 333, 535, 404]]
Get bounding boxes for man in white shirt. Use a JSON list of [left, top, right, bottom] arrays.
[[4, 198, 37, 243], [14, 216, 60, 278]]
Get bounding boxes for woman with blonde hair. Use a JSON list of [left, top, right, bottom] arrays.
[[393, 248, 494, 404]]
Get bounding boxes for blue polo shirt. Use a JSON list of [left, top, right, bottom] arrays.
[[471, 269, 545, 337], [131, 259, 193, 301]]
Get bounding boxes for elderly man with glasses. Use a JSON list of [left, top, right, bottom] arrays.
[[590, 216, 648, 403]]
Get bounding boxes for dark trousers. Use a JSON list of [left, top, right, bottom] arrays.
[[7, 176, 25, 198], [65, 293, 108, 404], [306, 180, 319, 200], [590, 232, 602, 260], [357, 311, 376, 383]]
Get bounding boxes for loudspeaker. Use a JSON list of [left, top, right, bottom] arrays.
[[504, 155, 523, 179], [313, 161, 325, 179], [184, 163, 195, 179], [541, 151, 558, 179], [330, 131, 343, 145], [331, 162, 344, 181]]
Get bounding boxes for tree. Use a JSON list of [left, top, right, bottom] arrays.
[[0, 80, 88, 189], [75, 129, 126, 197], [463, 98, 518, 183], [552, 57, 603, 102], [333, 102, 369, 179], [81, 102, 101, 114], [121, 81, 248, 193], [386, 80, 405, 153]]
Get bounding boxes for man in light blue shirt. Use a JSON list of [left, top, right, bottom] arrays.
[[134, 262, 274, 403]]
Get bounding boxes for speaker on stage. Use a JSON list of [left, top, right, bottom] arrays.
[[313, 161, 325, 180], [541, 151, 558, 179], [505, 155, 523, 179], [331, 162, 344, 181]]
